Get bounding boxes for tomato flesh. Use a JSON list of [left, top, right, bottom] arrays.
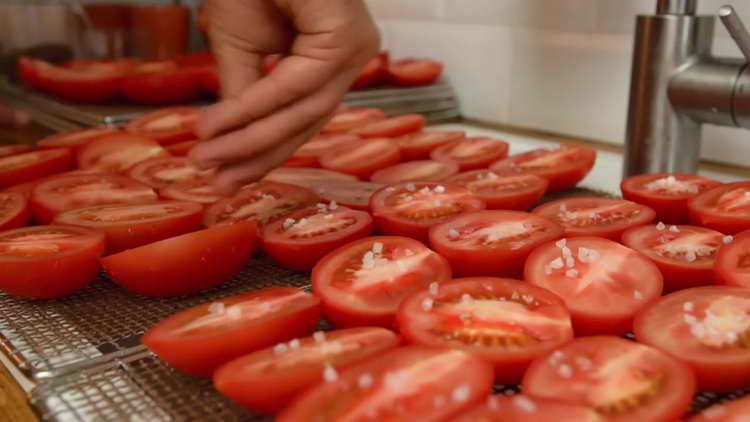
[[351, 114, 426, 139], [312, 236, 452, 328], [689, 182, 750, 234], [0, 226, 105, 298], [0, 149, 74, 188], [429, 210, 564, 278], [715, 230, 750, 288], [319, 138, 401, 180], [321, 108, 387, 134], [36, 127, 119, 152], [36, 62, 128, 103], [313, 181, 383, 211], [124, 106, 200, 145], [263, 167, 357, 190], [533, 197, 656, 241], [78, 133, 169, 173], [160, 179, 225, 206], [452, 394, 600, 422], [491, 145, 597, 192], [431, 137, 509, 171], [213, 327, 399, 414], [448, 171, 548, 210], [0, 192, 31, 231], [165, 140, 197, 157], [621, 173, 722, 224], [388, 58, 444, 87], [398, 130, 464, 161], [120, 64, 203, 105], [370, 160, 459, 184], [292, 134, 359, 168], [128, 157, 211, 190], [522, 336, 695, 422], [634, 286, 750, 392], [525, 237, 663, 335], [142, 287, 320, 377], [397, 277, 573, 384], [276, 346, 494, 422]]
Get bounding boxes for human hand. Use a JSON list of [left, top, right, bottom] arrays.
[[0, 103, 29, 129], [189, 0, 380, 194]]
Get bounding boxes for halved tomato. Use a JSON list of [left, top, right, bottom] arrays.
[[689, 395, 750, 421], [160, 179, 226, 206], [53, 201, 203, 254], [621, 173, 722, 224], [370, 182, 485, 242], [313, 181, 383, 211], [715, 230, 750, 288], [263, 54, 282, 75], [128, 157, 210, 190], [397, 277, 573, 384], [263, 167, 357, 190], [398, 130, 465, 161], [634, 286, 750, 392], [291, 133, 359, 168], [351, 52, 388, 90], [0, 149, 74, 188], [351, 114, 426, 139], [448, 171, 548, 210], [522, 337, 695, 422], [30, 173, 158, 223], [214, 327, 400, 414], [319, 138, 401, 180], [533, 197, 656, 241], [262, 204, 373, 271], [312, 236, 452, 327], [452, 395, 600, 422], [120, 62, 204, 105], [429, 210, 564, 278], [36, 127, 119, 152], [370, 160, 459, 184], [36, 62, 130, 103], [102, 221, 258, 297], [125, 106, 200, 145], [431, 137, 509, 171], [165, 140, 197, 157], [17, 57, 48, 91], [622, 224, 726, 292], [0, 144, 33, 159], [142, 287, 320, 377], [688, 182, 750, 234], [0, 226, 105, 299], [387, 58, 444, 87], [0, 193, 31, 231], [321, 108, 387, 134], [525, 237, 663, 335], [78, 133, 169, 173], [276, 346, 494, 422], [203, 181, 319, 227], [491, 145, 597, 192]]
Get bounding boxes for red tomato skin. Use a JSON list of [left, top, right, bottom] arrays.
[[262, 207, 373, 271], [17, 57, 45, 90], [688, 182, 750, 234], [398, 130, 465, 161], [319, 138, 401, 180], [430, 137, 510, 172], [120, 68, 203, 105], [37, 64, 125, 103], [213, 327, 400, 414], [0, 149, 74, 189], [321, 108, 387, 134], [0, 144, 34, 158], [124, 106, 199, 145], [53, 202, 204, 254], [621, 173, 722, 224], [0, 193, 31, 231], [36, 127, 120, 153], [448, 172, 548, 210], [715, 230, 750, 288], [388, 58, 444, 87], [351, 52, 388, 90], [0, 226, 105, 299], [351, 114, 426, 139], [491, 146, 597, 192], [101, 222, 257, 297], [142, 287, 321, 377], [165, 140, 197, 157]]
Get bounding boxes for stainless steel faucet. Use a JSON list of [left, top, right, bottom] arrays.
[[624, 0, 750, 177]]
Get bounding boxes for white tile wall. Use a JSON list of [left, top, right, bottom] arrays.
[[367, 0, 750, 168]]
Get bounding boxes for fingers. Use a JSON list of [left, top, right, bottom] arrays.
[[0, 105, 29, 129]]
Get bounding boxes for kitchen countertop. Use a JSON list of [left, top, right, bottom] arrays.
[[0, 119, 747, 421]]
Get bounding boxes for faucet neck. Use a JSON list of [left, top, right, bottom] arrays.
[[657, 0, 697, 15]]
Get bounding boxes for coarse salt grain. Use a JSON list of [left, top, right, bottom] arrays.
[[566, 256, 576, 268], [434, 185, 446, 193], [289, 339, 300, 350], [656, 222, 666, 231], [452, 384, 471, 403], [565, 269, 578, 278], [448, 229, 460, 239], [670, 225, 680, 233], [556, 239, 567, 249], [323, 365, 338, 383], [549, 257, 564, 269], [329, 201, 338, 210], [324, 214, 334, 219], [461, 293, 473, 303], [429, 282, 439, 296], [422, 297, 434, 312], [313, 331, 326, 343], [358, 373, 374, 389], [513, 396, 537, 413], [372, 242, 383, 254], [634, 290, 644, 300], [226, 306, 242, 320], [274, 343, 288, 355], [208, 302, 225, 314], [283, 218, 295, 229], [406, 183, 416, 192], [723, 235, 734, 244], [683, 301, 694, 312], [558, 364, 573, 378]]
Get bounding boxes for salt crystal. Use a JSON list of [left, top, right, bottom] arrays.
[[313, 331, 326, 343], [434, 185, 446, 193], [669, 225, 680, 233], [358, 373, 374, 389], [513, 396, 537, 413], [329, 201, 338, 210], [208, 302, 225, 314], [685, 250, 697, 262], [565, 256, 576, 268], [575, 356, 592, 370], [522, 294, 534, 304], [406, 183, 416, 192], [226, 306, 242, 320], [323, 365, 338, 383], [452, 384, 471, 403], [723, 235, 734, 244], [324, 214, 334, 219], [372, 242, 384, 254], [656, 222, 666, 231], [684, 313, 698, 325], [556, 238, 567, 249], [289, 339, 301, 350], [565, 269, 578, 278], [549, 257, 564, 269], [296, 218, 308, 226], [429, 282, 439, 296], [283, 218, 295, 229], [633, 290, 644, 300], [562, 247, 572, 258], [683, 301, 694, 312], [461, 293, 473, 303], [558, 364, 573, 378], [422, 297, 434, 312], [274, 343, 288, 355], [447, 229, 460, 239]]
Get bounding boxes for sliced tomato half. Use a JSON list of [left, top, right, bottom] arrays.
[[214, 327, 400, 414], [370, 182, 485, 242], [491, 145, 597, 192], [351, 114, 426, 139], [452, 395, 600, 422], [522, 336, 695, 422], [124, 106, 200, 145], [276, 346, 494, 422], [142, 287, 320, 377], [36, 62, 129, 103], [319, 138, 401, 180], [53, 201, 203, 254], [370, 160, 459, 184], [0, 148, 74, 188], [128, 157, 211, 190], [688, 182, 750, 234], [533, 197, 656, 241], [203, 181, 319, 227], [30, 173, 158, 223], [448, 171, 548, 210], [291, 133, 359, 168], [525, 237, 663, 335], [36, 127, 119, 152], [387, 58, 444, 87], [263, 167, 357, 190], [17, 57, 48, 91], [160, 179, 226, 206], [312, 236, 452, 328], [120, 61, 204, 105], [634, 286, 750, 392], [0, 144, 33, 159], [0, 192, 31, 231], [102, 221, 258, 297], [78, 133, 169, 173], [431, 137, 509, 171], [0, 226, 105, 298], [689, 396, 750, 421], [622, 224, 725, 292], [715, 230, 750, 288], [351, 52, 388, 90], [397, 277, 573, 384], [429, 210, 564, 278], [313, 181, 383, 211], [621, 173, 722, 224], [321, 108, 387, 134], [398, 130, 465, 161]]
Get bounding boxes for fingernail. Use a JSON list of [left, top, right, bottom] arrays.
[[14, 111, 30, 127]]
